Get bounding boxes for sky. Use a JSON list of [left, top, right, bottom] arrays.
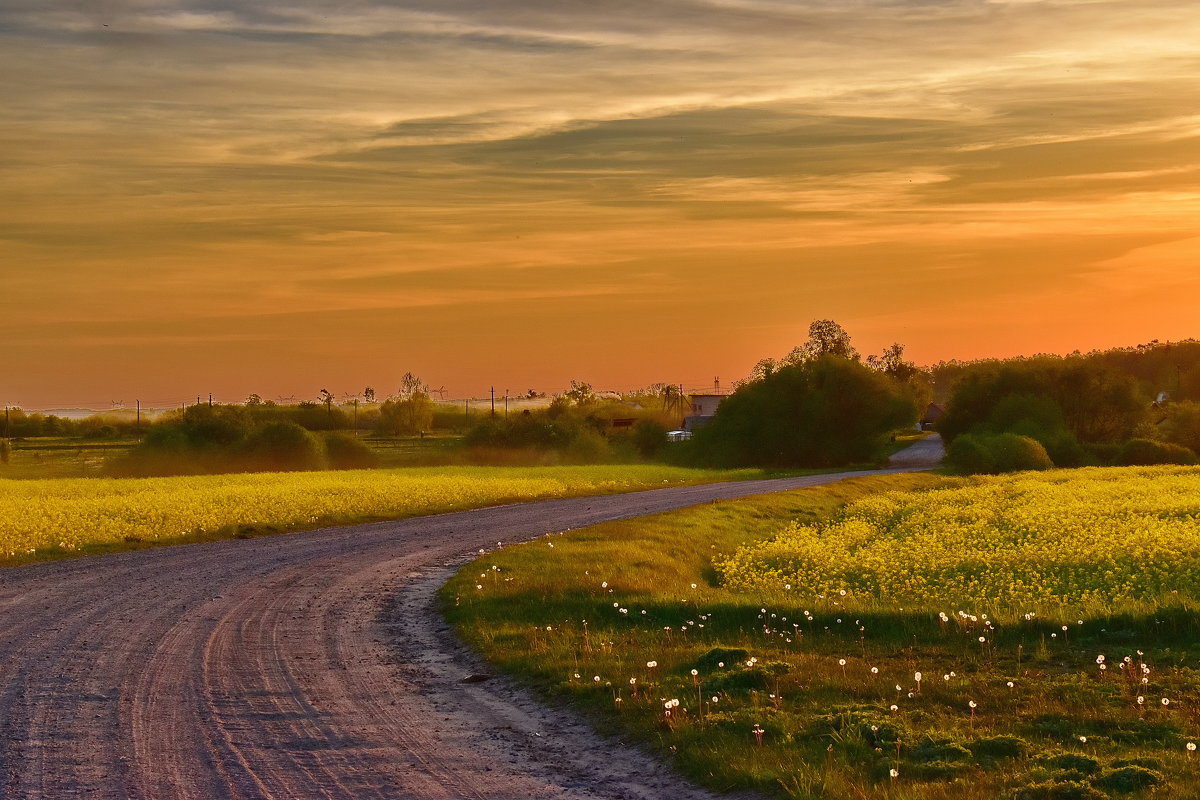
[[2, 0, 1199, 408]]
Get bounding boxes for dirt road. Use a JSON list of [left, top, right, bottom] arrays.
[[0, 439, 940, 799]]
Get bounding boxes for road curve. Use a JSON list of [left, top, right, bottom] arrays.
[[0, 440, 940, 799]]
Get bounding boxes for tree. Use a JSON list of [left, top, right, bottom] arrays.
[[379, 373, 434, 435], [800, 319, 860, 362], [397, 372, 426, 399], [690, 356, 916, 467], [868, 343, 919, 381], [318, 388, 335, 418], [363, 386, 376, 403]]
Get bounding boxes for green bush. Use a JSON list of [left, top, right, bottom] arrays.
[[946, 433, 996, 474], [241, 422, 326, 471], [631, 419, 668, 458], [991, 433, 1054, 472], [323, 433, 379, 470], [946, 433, 1052, 474], [1116, 438, 1198, 466]]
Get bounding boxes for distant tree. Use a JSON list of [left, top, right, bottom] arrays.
[[563, 380, 596, 406], [318, 388, 335, 418], [379, 374, 433, 435], [245, 393, 264, 407], [868, 343, 919, 381], [363, 386, 376, 403], [397, 372, 426, 399]]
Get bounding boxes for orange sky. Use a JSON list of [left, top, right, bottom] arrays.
[[2, 1, 1199, 408]]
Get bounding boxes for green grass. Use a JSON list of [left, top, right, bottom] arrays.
[[442, 470, 1200, 799]]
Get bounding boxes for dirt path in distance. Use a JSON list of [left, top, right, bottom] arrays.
[[0, 438, 941, 799]]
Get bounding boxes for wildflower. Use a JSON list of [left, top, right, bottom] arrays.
[[871, 666, 879, 675], [890, 704, 898, 712], [646, 661, 657, 668], [691, 669, 699, 676], [889, 768, 899, 779], [1080, 736, 1087, 744], [594, 676, 601, 682], [1187, 742, 1196, 752], [914, 671, 922, 683], [968, 700, 977, 709], [1162, 698, 1171, 706], [1137, 696, 1145, 705], [1007, 681, 1015, 688], [712, 696, 719, 703]]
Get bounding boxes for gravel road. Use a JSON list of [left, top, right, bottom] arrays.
[[0, 437, 941, 799]]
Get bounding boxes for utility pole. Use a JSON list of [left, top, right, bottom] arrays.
[[490, 386, 495, 418], [505, 389, 509, 420], [353, 398, 359, 437], [136, 399, 141, 429], [465, 398, 469, 423], [3, 405, 8, 439], [208, 393, 213, 408]]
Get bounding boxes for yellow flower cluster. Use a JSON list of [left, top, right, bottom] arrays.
[[717, 466, 1200, 609], [0, 465, 717, 556]]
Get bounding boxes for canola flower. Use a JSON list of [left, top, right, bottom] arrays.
[[0, 465, 733, 557], [716, 466, 1200, 608]]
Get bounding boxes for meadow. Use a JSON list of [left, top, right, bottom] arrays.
[[0, 464, 755, 565], [443, 467, 1200, 799]]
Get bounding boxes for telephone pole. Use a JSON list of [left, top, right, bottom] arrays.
[[490, 386, 496, 418]]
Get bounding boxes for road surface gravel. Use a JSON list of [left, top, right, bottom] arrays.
[[0, 437, 941, 799]]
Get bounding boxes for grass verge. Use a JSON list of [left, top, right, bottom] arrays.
[[442, 468, 1200, 799]]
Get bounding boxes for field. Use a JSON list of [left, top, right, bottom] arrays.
[[443, 467, 1200, 799], [0, 464, 755, 565]]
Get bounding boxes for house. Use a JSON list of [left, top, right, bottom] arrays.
[[920, 402, 945, 431], [683, 393, 727, 432]]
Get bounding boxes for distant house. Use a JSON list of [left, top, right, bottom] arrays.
[[920, 402, 945, 431], [683, 393, 727, 432]]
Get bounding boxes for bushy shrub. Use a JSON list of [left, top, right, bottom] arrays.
[[946, 433, 1052, 474], [241, 422, 326, 472], [946, 433, 995, 474], [323, 433, 379, 470], [1116, 438, 1198, 466], [631, 419, 668, 458]]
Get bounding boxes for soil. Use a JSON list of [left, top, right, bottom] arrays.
[[0, 438, 941, 799]]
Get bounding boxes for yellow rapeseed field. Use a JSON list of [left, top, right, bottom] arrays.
[[718, 466, 1200, 610], [0, 465, 743, 558]]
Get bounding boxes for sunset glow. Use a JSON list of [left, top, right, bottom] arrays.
[[3, 0, 1199, 407]]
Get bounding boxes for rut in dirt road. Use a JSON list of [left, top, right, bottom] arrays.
[[0, 438, 941, 800]]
